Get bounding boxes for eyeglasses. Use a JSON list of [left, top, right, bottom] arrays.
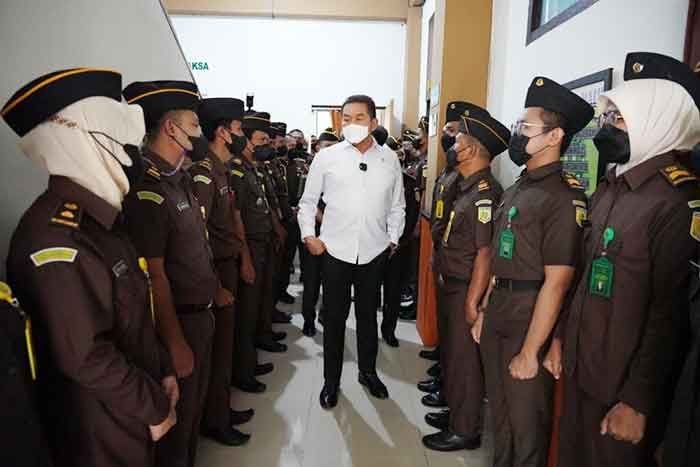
[[511, 120, 552, 136], [596, 110, 625, 128]]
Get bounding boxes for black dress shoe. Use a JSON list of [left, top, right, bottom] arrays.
[[254, 362, 274, 376], [257, 340, 288, 353], [302, 321, 317, 337], [422, 390, 447, 408], [279, 291, 295, 304], [417, 377, 441, 393], [230, 408, 255, 425], [203, 426, 251, 446], [381, 330, 399, 347], [272, 309, 293, 324], [422, 430, 481, 451], [419, 347, 440, 361], [425, 410, 450, 430], [272, 331, 287, 341], [320, 384, 339, 410], [233, 379, 266, 393], [398, 308, 416, 321], [358, 372, 389, 399], [427, 362, 441, 378]]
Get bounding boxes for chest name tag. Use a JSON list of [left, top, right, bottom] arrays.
[[589, 227, 615, 299], [498, 207, 518, 259], [177, 201, 190, 212]]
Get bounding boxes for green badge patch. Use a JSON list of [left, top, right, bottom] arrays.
[[136, 191, 164, 205]]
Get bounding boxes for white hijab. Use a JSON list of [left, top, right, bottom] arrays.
[[19, 96, 145, 210], [598, 79, 700, 176]]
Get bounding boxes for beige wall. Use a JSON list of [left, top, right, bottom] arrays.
[[164, 0, 409, 21], [402, 6, 423, 130]]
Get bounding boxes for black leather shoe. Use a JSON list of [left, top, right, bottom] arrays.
[[419, 347, 440, 361], [257, 340, 288, 353], [233, 379, 266, 393], [254, 362, 274, 376], [422, 430, 481, 451], [272, 309, 293, 324], [302, 321, 317, 337], [203, 426, 251, 446], [230, 408, 255, 425], [425, 410, 450, 430], [358, 372, 389, 399], [417, 377, 441, 393], [320, 384, 339, 410], [422, 390, 447, 408], [272, 331, 287, 341], [427, 362, 441, 378], [381, 329, 399, 347], [279, 291, 295, 304]]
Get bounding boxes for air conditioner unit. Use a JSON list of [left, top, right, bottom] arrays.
[[409, 0, 426, 7]]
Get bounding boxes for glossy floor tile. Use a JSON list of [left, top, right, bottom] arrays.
[[197, 281, 493, 467]]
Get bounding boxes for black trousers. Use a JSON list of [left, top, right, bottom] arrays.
[[381, 244, 411, 335], [302, 244, 323, 323], [277, 220, 300, 299], [322, 250, 388, 385]]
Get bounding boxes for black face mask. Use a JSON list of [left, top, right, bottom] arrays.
[[508, 133, 532, 166], [277, 145, 288, 157], [89, 131, 146, 186], [593, 125, 631, 165], [227, 132, 247, 156], [441, 134, 456, 153], [295, 141, 304, 151], [253, 144, 276, 162], [172, 122, 209, 162], [445, 148, 461, 169]]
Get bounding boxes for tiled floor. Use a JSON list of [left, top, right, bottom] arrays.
[[197, 281, 493, 467]]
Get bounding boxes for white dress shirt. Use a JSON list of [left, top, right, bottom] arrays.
[[298, 139, 406, 265]]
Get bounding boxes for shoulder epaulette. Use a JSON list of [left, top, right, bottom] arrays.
[[144, 159, 161, 181], [562, 172, 585, 191], [194, 158, 213, 172], [231, 157, 243, 166], [477, 179, 491, 192], [660, 164, 697, 187], [50, 201, 82, 229]]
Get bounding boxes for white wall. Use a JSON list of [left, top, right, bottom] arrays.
[[0, 0, 191, 278], [418, 0, 437, 119], [171, 15, 407, 137], [487, 0, 689, 188]]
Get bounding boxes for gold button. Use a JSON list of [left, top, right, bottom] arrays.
[[535, 78, 544, 87], [632, 62, 644, 73], [463, 110, 470, 117]]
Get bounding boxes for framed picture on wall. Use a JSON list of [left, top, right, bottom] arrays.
[[562, 68, 613, 196]]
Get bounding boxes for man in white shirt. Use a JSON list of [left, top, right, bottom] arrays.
[[298, 95, 406, 409]]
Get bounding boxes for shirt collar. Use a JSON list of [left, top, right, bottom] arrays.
[[520, 161, 562, 182], [459, 167, 492, 192], [208, 150, 228, 174], [620, 152, 677, 191], [48, 176, 119, 230], [144, 148, 183, 182]]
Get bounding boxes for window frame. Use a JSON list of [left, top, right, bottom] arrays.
[[526, 0, 600, 45]]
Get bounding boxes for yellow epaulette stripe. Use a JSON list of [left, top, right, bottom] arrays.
[[126, 88, 199, 104]]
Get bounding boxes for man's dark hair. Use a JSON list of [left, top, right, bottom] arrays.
[[342, 95, 377, 119], [202, 119, 232, 142], [540, 109, 573, 152]]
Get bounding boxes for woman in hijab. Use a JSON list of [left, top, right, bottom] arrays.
[[553, 52, 700, 467]]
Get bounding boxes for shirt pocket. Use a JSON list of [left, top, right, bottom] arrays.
[[112, 262, 149, 335]]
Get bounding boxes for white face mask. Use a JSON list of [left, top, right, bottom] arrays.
[[343, 123, 369, 145]]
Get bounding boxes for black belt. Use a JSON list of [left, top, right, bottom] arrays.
[[176, 302, 213, 315], [494, 278, 543, 292]]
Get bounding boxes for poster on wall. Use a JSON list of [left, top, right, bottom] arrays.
[[562, 68, 613, 196]]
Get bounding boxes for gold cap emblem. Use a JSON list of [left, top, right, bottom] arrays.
[[535, 78, 544, 87], [632, 62, 644, 73]]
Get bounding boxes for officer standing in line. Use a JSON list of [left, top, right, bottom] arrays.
[[471, 77, 593, 467], [190, 97, 256, 446], [556, 53, 700, 467], [300, 129, 338, 336], [122, 80, 232, 467], [3, 69, 177, 467], [422, 103, 509, 452], [229, 112, 286, 394], [418, 102, 473, 396]]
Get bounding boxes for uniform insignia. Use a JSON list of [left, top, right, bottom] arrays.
[[563, 172, 584, 190], [232, 169, 245, 178], [232, 158, 243, 165], [30, 247, 78, 267], [478, 206, 492, 224], [193, 174, 212, 185], [50, 202, 82, 229], [688, 200, 700, 209], [112, 260, 129, 278], [177, 201, 190, 212], [573, 200, 587, 227], [475, 199, 493, 206], [137, 191, 164, 205], [660, 165, 697, 187], [691, 212, 700, 242], [219, 186, 229, 196], [144, 159, 161, 181], [196, 159, 213, 171], [477, 179, 491, 192]]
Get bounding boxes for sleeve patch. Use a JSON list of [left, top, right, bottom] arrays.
[[136, 191, 165, 205], [689, 200, 700, 209], [193, 175, 212, 185], [691, 212, 700, 242], [475, 199, 493, 206], [30, 247, 78, 267], [478, 206, 492, 224], [232, 169, 245, 178]]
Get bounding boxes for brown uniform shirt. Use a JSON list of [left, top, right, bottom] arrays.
[[189, 152, 242, 261], [229, 156, 274, 239], [434, 168, 503, 282], [271, 157, 293, 220], [287, 157, 309, 208], [7, 176, 172, 466], [490, 161, 587, 281], [123, 150, 219, 306], [563, 152, 700, 415], [430, 168, 461, 238]]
